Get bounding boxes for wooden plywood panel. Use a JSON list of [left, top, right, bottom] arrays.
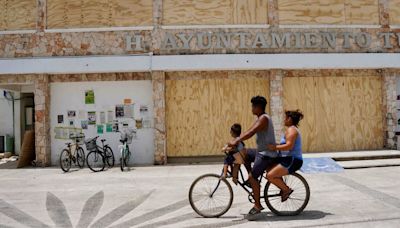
[[347, 76, 383, 150], [278, 0, 345, 24], [233, 0, 268, 24], [111, 0, 152, 27], [344, 0, 379, 24], [163, 0, 232, 25], [166, 74, 270, 157], [314, 77, 349, 152], [284, 75, 383, 153], [283, 77, 317, 152], [163, 0, 268, 25], [0, 0, 36, 30], [47, 0, 152, 29], [390, 0, 400, 25]]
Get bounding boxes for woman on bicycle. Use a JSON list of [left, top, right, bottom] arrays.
[[267, 110, 304, 202]]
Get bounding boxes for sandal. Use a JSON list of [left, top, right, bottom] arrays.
[[247, 206, 262, 216], [281, 189, 294, 202]]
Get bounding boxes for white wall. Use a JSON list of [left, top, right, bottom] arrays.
[[50, 81, 155, 166], [0, 89, 21, 154]]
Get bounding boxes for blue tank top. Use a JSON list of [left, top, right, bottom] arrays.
[[279, 126, 302, 160]]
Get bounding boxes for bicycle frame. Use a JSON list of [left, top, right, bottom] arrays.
[[211, 161, 279, 201]]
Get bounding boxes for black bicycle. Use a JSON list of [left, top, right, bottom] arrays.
[[59, 134, 86, 172], [188, 152, 310, 218], [85, 136, 115, 172]]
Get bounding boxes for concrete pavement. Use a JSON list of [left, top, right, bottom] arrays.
[[0, 164, 400, 227]]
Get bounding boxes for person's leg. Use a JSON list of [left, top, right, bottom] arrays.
[[249, 152, 267, 211], [266, 164, 290, 192], [222, 164, 228, 178]]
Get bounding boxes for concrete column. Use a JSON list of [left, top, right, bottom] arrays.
[[34, 75, 51, 166], [382, 71, 397, 149], [378, 0, 390, 28], [36, 0, 46, 32], [152, 0, 163, 54], [152, 71, 167, 165], [270, 70, 284, 142], [267, 0, 279, 27]]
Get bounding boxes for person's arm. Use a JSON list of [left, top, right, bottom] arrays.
[[268, 127, 298, 151], [228, 116, 268, 146]]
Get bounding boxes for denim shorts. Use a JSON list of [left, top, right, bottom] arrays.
[[247, 149, 277, 179], [278, 156, 303, 174]]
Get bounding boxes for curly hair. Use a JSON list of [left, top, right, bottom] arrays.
[[285, 109, 304, 127]]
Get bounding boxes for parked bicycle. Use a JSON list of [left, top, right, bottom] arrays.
[[85, 136, 115, 172], [188, 151, 310, 218], [119, 127, 136, 171], [59, 133, 86, 172]]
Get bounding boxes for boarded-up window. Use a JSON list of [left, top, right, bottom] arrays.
[[163, 0, 268, 25], [166, 71, 270, 157], [283, 75, 383, 152], [47, 0, 153, 29], [0, 0, 36, 30], [278, 0, 379, 25], [390, 0, 400, 25]]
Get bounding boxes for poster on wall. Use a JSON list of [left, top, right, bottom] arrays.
[[88, 111, 96, 125], [106, 123, 113, 132], [85, 90, 95, 104], [124, 104, 134, 118], [78, 110, 86, 119], [107, 111, 114, 122], [112, 120, 119, 132], [81, 120, 88, 130], [135, 118, 143, 129], [57, 115, 64, 124], [54, 127, 82, 140], [124, 98, 132, 105], [97, 125, 104, 134], [67, 111, 76, 118], [116, 105, 124, 118], [100, 112, 106, 124]]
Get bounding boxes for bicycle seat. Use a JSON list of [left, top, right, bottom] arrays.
[[101, 139, 106, 142], [120, 139, 127, 143], [65, 143, 72, 146]]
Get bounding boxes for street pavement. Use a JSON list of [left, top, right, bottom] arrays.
[[0, 164, 400, 228]]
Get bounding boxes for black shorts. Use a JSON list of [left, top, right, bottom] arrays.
[[278, 156, 303, 174], [247, 149, 277, 179], [224, 154, 235, 165]]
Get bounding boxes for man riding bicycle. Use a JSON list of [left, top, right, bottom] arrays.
[[228, 95, 278, 216]]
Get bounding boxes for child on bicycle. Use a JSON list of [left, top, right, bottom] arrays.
[[221, 124, 245, 183]]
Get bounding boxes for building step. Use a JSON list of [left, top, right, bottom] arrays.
[[337, 158, 400, 169], [303, 150, 400, 161]]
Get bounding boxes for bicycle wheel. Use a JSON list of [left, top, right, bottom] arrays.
[[264, 172, 310, 216], [76, 147, 85, 168], [189, 174, 233, 218], [86, 151, 105, 172], [104, 146, 115, 168], [120, 147, 130, 171], [59, 149, 72, 172]]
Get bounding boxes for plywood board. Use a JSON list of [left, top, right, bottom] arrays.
[[0, 0, 36, 30], [284, 75, 383, 152], [390, 0, 400, 25], [47, 0, 152, 29], [344, 0, 379, 24], [163, 0, 268, 25], [278, 0, 345, 24], [283, 76, 317, 152], [166, 73, 270, 157]]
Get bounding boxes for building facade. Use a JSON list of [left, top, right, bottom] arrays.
[[0, 0, 399, 166]]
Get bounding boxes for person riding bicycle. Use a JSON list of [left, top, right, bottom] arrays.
[[228, 96, 277, 217], [221, 123, 245, 183], [267, 110, 304, 202]]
